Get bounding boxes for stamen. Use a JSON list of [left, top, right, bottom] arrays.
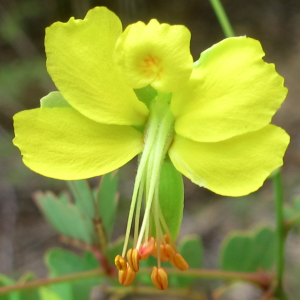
[[136, 107, 174, 250], [152, 243, 169, 262], [151, 266, 168, 290], [133, 172, 145, 246], [114, 255, 127, 271], [118, 263, 136, 286], [170, 253, 189, 271], [165, 244, 176, 259], [139, 237, 155, 257], [126, 248, 140, 272]]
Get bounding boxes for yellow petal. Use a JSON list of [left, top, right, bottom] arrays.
[[13, 108, 143, 180], [46, 7, 149, 126], [169, 125, 289, 197], [171, 37, 287, 142], [114, 19, 193, 92]]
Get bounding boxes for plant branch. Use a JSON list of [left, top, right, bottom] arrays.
[[103, 286, 207, 300], [159, 268, 271, 288], [0, 267, 271, 296], [0, 269, 104, 295]]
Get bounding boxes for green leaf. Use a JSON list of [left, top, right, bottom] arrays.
[[171, 235, 203, 287], [45, 248, 102, 300], [284, 196, 300, 228], [40, 92, 71, 108], [67, 180, 95, 219], [97, 171, 119, 239], [0, 274, 19, 300], [220, 227, 276, 272], [107, 236, 130, 266], [34, 191, 96, 245], [18, 272, 39, 300], [137, 255, 157, 286], [39, 288, 63, 300], [159, 157, 184, 240]]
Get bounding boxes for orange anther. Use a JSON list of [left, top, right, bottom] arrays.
[[118, 263, 136, 286], [170, 253, 189, 271], [151, 266, 168, 290], [139, 237, 155, 257], [164, 234, 170, 244], [165, 244, 176, 259], [152, 244, 169, 262], [127, 248, 140, 272], [114, 255, 127, 271], [140, 254, 149, 260]]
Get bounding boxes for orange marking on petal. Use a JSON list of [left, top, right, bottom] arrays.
[[139, 54, 163, 80]]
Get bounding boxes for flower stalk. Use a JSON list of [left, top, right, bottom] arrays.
[[209, 0, 235, 37], [272, 169, 288, 299]]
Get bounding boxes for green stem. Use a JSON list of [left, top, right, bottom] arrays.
[[208, 0, 235, 37], [0, 268, 270, 296], [272, 169, 286, 298]]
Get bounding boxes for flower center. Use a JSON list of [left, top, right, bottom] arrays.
[[139, 54, 163, 81]]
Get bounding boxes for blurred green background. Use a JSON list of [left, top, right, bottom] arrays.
[[0, 0, 300, 299]]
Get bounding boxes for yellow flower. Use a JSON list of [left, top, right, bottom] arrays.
[[13, 7, 289, 289]]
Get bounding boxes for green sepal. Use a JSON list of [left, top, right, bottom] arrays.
[[219, 226, 276, 272], [97, 171, 119, 239], [40, 91, 71, 108], [169, 235, 203, 287], [159, 156, 184, 240], [45, 248, 102, 300], [134, 85, 157, 108]]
